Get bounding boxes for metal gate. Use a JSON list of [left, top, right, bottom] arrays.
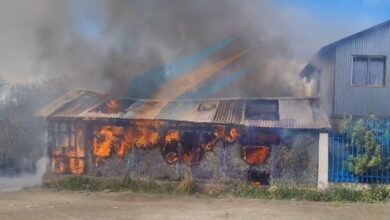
[[329, 119, 390, 183]]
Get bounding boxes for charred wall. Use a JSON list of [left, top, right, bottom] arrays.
[[270, 131, 319, 187], [46, 119, 319, 186]]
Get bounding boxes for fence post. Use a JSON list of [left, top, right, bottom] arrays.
[[318, 132, 329, 189]]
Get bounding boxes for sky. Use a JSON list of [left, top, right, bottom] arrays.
[[72, 0, 390, 51], [276, 0, 390, 42], [279, 0, 390, 23], [71, 0, 390, 63]]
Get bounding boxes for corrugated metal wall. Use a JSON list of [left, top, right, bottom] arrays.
[[334, 25, 390, 116]]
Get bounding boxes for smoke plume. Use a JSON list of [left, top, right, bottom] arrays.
[[0, 0, 369, 98]]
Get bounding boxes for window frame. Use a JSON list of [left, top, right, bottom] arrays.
[[243, 100, 279, 121], [53, 122, 78, 149], [351, 55, 386, 88]]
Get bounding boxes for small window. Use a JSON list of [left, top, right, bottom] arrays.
[[245, 100, 279, 120], [197, 101, 217, 112], [352, 56, 386, 86]]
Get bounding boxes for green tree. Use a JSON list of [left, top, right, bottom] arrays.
[[340, 115, 388, 176]]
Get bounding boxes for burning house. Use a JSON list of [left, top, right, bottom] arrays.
[[37, 89, 330, 186]]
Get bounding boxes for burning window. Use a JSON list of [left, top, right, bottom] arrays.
[[93, 125, 133, 161], [162, 130, 203, 165], [244, 100, 279, 120], [51, 122, 85, 175], [245, 146, 271, 186], [162, 130, 181, 164], [243, 146, 270, 166], [134, 123, 160, 148], [180, 131, 201, 165]]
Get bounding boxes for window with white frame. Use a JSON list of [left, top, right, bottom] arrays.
[[352, 56, 386, 86]]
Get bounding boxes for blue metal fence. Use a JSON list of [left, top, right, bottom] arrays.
[[329, 119, 390, 183]]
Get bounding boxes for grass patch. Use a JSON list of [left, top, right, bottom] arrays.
[[45, 176, 174, 194], [228, 184, 390, 202], [44, 176, 390, 202]]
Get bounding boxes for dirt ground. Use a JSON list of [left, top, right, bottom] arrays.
[[0, 188, 389, 220]]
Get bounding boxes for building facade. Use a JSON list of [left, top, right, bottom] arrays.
[[301, 20, 390, 117]]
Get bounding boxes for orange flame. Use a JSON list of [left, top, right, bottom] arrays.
[[51, 148, 85, 174], [93, 126, 133, 159], [165, 130, 180, 144], [244, 147, 270, 165], [117, 130, 134, 158], [135, 127, 159, 148], [225, 128, 240, 144], [51, 158, 67, 174], [67, 150, 85, 174], [69, 158, 85, 175], [93, 122, 163, 161]]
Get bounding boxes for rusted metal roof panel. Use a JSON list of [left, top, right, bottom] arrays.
[[212, 100, 243, 124], [39, 89, 330, 129], [158, 100, 218, 123]]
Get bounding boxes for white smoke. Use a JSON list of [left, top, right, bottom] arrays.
[[0, 133, 48, 192], [0, 156, 48, 192]]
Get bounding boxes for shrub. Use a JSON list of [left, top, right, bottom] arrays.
[[361, 185, 390, 202], [340, 115, 390, 176]]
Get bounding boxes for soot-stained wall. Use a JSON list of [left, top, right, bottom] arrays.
[[48, 120, 320, 186]]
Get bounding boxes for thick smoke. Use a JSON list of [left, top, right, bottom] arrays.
[[0, 0, 368, 98]]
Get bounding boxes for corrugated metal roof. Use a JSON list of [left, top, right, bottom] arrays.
[[38, 89, 330, 129], [36, 89, 107, 118]]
